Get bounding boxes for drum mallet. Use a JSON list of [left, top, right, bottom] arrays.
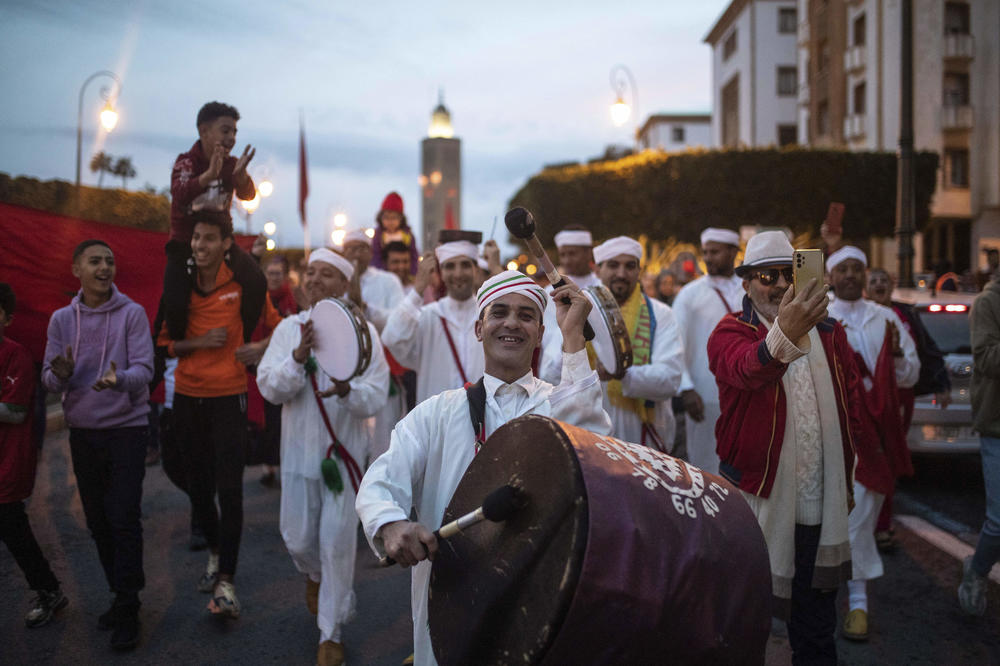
[[379, 484, 526, 567], [504, 206, 595, 341]]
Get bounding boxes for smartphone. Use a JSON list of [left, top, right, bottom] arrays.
[[825, 202, 845, 236], [794, 249, 825, 294]]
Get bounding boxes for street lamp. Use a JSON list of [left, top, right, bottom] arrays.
[[258, 179, 274, 197], [76, 70, 122, 188], [609, 65, 639, 137], [263, 221, 277, 236], [238, 191, 261, 233]]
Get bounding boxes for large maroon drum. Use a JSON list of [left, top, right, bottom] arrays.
[[428, 415, 771, 665]]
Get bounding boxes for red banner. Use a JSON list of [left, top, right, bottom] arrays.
[[0, 202, 253, 362]]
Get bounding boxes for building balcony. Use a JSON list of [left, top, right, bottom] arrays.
[[944, 33, 975, 60], [941, 105, 973, 130], [844, 45, 866, 72], [844, 113, 866, 139]]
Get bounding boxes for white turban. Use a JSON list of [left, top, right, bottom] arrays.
[[342, 229, 371, 246], [826, 246, 868, 271], [476, 270, 548, 315], [435, 240, 479, 264], [309, 248, 354, 281], [700, 227, 741, 247], [593, 236, 643, 264], [554, 230, 593, 248]]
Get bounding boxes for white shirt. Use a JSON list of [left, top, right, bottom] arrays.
[[356, 349, 611, 666], [360, 267, 405, 333], [382, 291, 484, 404], [256, 309, 390, 478], [672, 274, 744, 395], [828, 297, 920, 389]]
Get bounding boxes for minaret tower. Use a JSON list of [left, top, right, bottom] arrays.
[[420, 91, 462, 250]]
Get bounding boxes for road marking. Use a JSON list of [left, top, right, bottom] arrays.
[[897, 514, 1000, 585]]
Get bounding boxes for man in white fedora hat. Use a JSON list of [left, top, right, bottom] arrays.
[[670, 227, 744, 474]]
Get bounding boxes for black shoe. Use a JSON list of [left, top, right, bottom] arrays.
[[259, 471, 278, 489], [189, 526, 208, 552], [25, 588, 68, 628], [98, 600, 119, 630], [110, 609, 140, 651]]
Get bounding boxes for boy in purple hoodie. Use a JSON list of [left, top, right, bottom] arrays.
[[42, 240, 153, 652]]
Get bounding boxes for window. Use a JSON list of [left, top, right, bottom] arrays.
[[944, 72, 970, 105], [945, 149, 969, 187], [817, 101, 830, 136], [777, 66, 797, 96], [778, 125, 797, 147], [853, 13, 866, 46], [945, 2, 970, 34], [722, 75, 740, 148], [853, 82, 866, 114], [723, 30, 738, 61], [778, 7, 797, 33], [671, 126, 685, 143]]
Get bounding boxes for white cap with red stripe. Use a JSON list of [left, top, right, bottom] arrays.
[[476, 270, 548, 315]]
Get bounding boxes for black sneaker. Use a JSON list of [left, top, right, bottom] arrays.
[[25, 589, 68, 628], [110, 607, 140, 651]]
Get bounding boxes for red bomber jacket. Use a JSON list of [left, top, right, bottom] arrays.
[[707, 296, 870, 500], [170, 141, 256, 243]]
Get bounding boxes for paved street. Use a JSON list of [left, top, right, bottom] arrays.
[[4, 426, 1000, 665]]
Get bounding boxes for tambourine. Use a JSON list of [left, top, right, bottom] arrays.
[[309, 298, 373, 382], [583, 285, 633, 379]]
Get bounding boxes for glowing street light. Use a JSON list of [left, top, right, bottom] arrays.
[[241, 192, 261, 214], [608, 64, 639, 135], [610, 98, 631, 127], [99, 101, 119, 131], [333, 213, 347, 228], [263, 221, 277, 235], [76, 70, 122, 188], [365, 228, 375, 239], [331, 229, 346, 245], [265, 239, 276, 251], [506, 260, 519, 271], [258, 179, 274, 197]]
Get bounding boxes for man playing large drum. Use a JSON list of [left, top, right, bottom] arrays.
[[356, 270, 611, 666], [257, 248, 389, 666]]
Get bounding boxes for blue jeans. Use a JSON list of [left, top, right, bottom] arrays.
[[973, 436, 1000, 576]]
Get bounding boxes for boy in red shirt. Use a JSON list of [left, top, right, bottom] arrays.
[[0, 283, 66, 628], [165, 101, 265, 344]]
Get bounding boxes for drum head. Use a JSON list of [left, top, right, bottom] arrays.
[[429, 416, 588, 666], [583, 289, 619, 374], [310, 299, 360, 382]]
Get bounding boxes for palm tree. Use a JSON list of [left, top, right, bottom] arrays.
[[113, 157, 137, 190], [89, 151, 113, 188]]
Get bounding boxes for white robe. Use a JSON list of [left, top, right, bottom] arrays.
[[670, 274, 744, 473], [256, 308, 390, 643], [539, 294, 685, 449], [381, 292, 484, 405], [356, 350, 611, 666], [360, 267, 407, 463]]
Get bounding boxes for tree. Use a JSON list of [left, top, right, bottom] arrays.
[[89, 151, 113, 188], [113, 157, 137, 191]]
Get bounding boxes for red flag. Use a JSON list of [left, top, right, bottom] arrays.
[[298, 115, 308, 226], [444, 200, 456, 229]]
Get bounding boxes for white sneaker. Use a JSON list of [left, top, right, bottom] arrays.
[[207, 581, 241, 619], [958, 555, 987, 616], [197, 554, 220, 593]]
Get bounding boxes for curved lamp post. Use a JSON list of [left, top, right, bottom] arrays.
[[609, 65, 639, 136], [76, 70, 122, 188]]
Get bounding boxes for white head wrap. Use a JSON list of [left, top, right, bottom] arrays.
[[826, 246, 868, 271], [476, 270, 548, 315], [593, 236, 643, 264], [700, 227, 741, 247], [554, 230, 594, 248], [309, 248, 354, 281], [435, 240, 479, 264], [341, 229, 371, 246]]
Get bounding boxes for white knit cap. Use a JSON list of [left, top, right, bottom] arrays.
[[309, 248, 354, 281], [826, 246, 868, 271], [342, 229, 371, 246], [700, 227, 741, 247], [593, 236, 643, 264], [476, 270, 548, 315], [735, 231, 794, 277], [554, 230, 593, 248], [435, 240, 479, 264]]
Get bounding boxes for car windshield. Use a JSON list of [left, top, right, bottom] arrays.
[[915, 310, 972, 354]]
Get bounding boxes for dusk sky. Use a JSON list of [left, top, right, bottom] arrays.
[[0, 0, 729, 252]]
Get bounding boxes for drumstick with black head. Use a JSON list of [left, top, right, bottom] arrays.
[[379, 484, 526, 567], [504, 207, 595, 341]]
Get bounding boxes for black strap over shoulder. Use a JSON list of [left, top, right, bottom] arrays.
[[465, 377, 487, 446]]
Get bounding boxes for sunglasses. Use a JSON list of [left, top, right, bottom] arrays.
[[750, 267, 794, 286]]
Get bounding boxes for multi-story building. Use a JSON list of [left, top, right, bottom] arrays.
[[796, 0, 1000, 273], [705, 0, 801, 148], [637, 113, 713, 151], [420, 94, 462, 252]]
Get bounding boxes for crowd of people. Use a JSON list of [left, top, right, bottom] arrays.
[[2, 100, 999, 666]]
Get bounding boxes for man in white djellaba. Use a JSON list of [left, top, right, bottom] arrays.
[[670, 227, 744, 474], [356, 270, 611, 666], [257, 248, 389, 666]]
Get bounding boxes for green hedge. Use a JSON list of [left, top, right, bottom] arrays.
[[508, 148, 939, 247], [0, 173, 169, 231]]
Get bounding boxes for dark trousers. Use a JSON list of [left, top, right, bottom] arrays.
[[68, 426, 148, 594], [0, 501, 59, 592], [787, 524, 838, 666], [261, 400, 281, 467], [163, 240, 265, 342], [173, 393, 246, 576]]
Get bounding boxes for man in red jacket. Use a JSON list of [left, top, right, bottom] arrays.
[[708, 231, 870, 666]]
